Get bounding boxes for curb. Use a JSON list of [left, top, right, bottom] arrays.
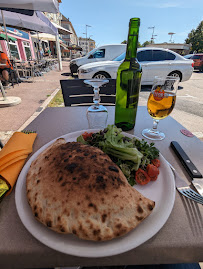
[[17, 87, 61, 131]]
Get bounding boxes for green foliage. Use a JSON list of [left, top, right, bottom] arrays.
[[185, 21, 203, 53], [48, 90, 64, 107], [121, 40, 152, 47], [142, 40, 151, 47], [138, 42, 142, 48]]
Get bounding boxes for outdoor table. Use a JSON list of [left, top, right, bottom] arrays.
[[0, 106, 202, 269]]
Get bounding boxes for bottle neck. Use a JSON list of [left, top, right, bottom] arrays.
[[125, 19, 140, 61]]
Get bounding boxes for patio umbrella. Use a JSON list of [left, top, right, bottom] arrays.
[[0, 0, 59, 13], [0, 10, 57, 35]]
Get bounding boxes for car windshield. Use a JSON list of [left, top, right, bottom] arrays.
[[86, 48, 97, 57], [184, 55, 192, 59], [113, 52, 126, 61]]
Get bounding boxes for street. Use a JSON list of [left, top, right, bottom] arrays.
[[139, 71, 203, 140]]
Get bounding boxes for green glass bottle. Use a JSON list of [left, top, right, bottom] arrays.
[[115, 18, 142, 131]]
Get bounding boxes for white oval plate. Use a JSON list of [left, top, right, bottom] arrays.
[[15, 130, 175, 258]]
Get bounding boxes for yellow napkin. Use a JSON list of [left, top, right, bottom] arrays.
[[0, 132, 37, 195]]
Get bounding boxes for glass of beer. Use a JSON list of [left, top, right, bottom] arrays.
[[142, 76, 179, 140]]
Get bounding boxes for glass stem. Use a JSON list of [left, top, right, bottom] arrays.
[[152, 119, 159, 132], [93, 87, 100, 107]]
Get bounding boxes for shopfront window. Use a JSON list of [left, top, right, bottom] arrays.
[[23, 41, 32, 60], [9, 41, 20, 60]]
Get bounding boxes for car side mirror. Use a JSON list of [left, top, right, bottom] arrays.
[[88, 54, 93, 59]]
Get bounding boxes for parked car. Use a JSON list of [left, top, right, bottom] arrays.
[[190, 54, 203, 72], [70, 44, 126, 75], [78, 47, 194, 85]]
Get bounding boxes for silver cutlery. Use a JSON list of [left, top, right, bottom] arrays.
[[170, 141, 203, 196], [167, 162, 203, 205]]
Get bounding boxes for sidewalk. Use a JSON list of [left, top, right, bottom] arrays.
[[0, 60, 71, 145]]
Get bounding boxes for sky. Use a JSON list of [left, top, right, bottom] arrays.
[[60, 0, 203, 47]]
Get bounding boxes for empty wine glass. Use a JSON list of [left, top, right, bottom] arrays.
[[84, 79, 109, 129], [142, 76, 179, 140]]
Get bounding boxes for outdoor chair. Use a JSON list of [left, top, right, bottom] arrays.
[[13, 60, 34, 82], [60, 79, 116, 106]]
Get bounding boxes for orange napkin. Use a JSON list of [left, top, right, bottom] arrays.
[[0, 132, 37, 195]]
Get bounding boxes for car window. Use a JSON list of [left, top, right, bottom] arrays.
[[113, 52, 126, 61], [151, 50, 176, 61], [191, 55, 203, 60], [86, 48, 97, 56], [91, 49, 105, 58], [137, 50, 153, 62]]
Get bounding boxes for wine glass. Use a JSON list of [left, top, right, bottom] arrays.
[[142, 76, 179, 140], [84, 79, 109, 129]]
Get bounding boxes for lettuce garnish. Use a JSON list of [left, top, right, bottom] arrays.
[[77, 125, 159, 186]]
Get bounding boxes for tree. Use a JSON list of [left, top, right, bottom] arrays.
[[142, 41, 151, 47], [121, 40, 142, 47], [185, 21, 203, 53], [138, 42, 142, 48]]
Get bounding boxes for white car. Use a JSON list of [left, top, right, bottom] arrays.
[[78, 47, 193, 85]]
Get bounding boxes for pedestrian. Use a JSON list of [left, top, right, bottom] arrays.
[[0, 51, 13, 86]]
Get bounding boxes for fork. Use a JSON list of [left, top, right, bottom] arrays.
[[167, 162, 203, 205]]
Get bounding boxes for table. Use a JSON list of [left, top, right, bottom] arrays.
[[0, 106, 202, 269]]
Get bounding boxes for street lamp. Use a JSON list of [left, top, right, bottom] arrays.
[[148, 26, 157, 43], [168, 32, 175, 43], [84, 24, 91, 54]]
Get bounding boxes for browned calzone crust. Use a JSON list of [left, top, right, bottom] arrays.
[[26, 139, 155, 241]]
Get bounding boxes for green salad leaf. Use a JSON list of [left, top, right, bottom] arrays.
[[77, 125, 159, 186]]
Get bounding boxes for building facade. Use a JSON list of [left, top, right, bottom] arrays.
[[78, 37, 95, 55], [0, 26, 35, 61], [43, 2, 63, 58], [61, 15, 78, 47]]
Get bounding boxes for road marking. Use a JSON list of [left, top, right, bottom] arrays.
[[177, 94, 197, 99]]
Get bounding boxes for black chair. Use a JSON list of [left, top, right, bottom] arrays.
[[60, 79, 116, 106]]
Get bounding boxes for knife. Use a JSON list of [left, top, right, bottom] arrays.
[[170, 141, 203, 196]]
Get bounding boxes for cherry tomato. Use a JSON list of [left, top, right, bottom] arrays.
[[150, 175, 158, 181], [135, 169, 151, 185], [82, 132, 93, 141], [146, 164, 159, 178], [151, 159, 161, 168]]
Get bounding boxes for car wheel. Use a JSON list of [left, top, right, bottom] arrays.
[[168, 71, 182, 81], [93, 72, 111, 79]]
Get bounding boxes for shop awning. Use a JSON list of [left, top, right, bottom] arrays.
[[31, 32, 56, 41], [0, 32, 16, 41], [0, 10, 57, 35], [52, 22, 72, 35]]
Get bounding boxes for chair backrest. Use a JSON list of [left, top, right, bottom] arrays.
[[60, 79, 116, 106]]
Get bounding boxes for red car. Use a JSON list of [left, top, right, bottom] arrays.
[[191, 54, 203, 72]]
